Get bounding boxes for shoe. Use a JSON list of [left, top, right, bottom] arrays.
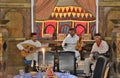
[[84, 76, 90, 78], [76, 63, 78, 68]]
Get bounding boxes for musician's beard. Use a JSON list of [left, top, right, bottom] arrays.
[[70, 34, 74, 37], [32, 39, 37, 42]]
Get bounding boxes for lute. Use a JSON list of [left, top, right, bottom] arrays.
[[20, 44, 38, 57]]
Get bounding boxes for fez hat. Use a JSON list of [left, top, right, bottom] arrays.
[[69, 28, 74, 31], [30, 32, 37, 37], [94, 33, 101, 37]]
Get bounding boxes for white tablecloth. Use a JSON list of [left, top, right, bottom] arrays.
[[13, 72, 78, 78]]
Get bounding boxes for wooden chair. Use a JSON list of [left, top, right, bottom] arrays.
[[93, 55, 109, 78], [104, 62, 113, 78]]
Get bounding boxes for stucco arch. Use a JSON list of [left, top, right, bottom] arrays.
[[3, 8, 31, 38]]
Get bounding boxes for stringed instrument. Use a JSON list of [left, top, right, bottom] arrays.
[[20, 44, 38, 57]]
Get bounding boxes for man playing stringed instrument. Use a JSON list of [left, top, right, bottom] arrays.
[[62, 28, 80, 64], [84, 33, 109, 78], [17, 32, 41, 72]]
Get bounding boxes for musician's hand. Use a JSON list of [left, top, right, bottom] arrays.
[[92, 51, 98, 53], [23, 49, 29, 52]]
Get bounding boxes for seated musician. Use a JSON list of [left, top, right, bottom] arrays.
[[84, 33, 109, 78], [62, 28, 80, 64], [16, 32, 41, 72], [75, 35, 85, 60]]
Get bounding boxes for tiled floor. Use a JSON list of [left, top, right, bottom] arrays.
[[76, 60, 87, 78]]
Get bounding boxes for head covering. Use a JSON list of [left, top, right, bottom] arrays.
[[69, 28, 74, 31], [30, 32, 37, 37], [94, 33, 101, 37]]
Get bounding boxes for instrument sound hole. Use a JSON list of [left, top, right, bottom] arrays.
[[30, 47, 34, 51]]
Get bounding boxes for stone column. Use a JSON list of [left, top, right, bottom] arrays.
[[0, 19, 9, 78], [111, 19, 120, 78]]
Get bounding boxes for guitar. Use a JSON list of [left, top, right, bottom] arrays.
[[20, 44, 38, 57]]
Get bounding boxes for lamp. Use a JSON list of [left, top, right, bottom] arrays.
[[0, 19, 9, 24], [0, 19, 9, 27], [110, 19, 120, 27]]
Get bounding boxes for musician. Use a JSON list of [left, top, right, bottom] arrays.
[[62, 28, 80, 63], [75, 35, 85, 60], [16, 32, 41, 71], [84, 33, 109, 78]]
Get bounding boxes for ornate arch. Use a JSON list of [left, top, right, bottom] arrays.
[[3, 8, 31, 38]]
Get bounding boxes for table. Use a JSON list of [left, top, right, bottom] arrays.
[[13, 73, 32, 78], [13, 72, 78, 78]]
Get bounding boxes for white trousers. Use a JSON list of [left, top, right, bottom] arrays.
[[64, 49, 81, 63], [84, 57, 95, 76]]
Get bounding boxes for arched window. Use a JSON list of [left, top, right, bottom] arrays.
[[74, 22, 86, 36]]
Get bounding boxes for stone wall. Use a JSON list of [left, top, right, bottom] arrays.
[[0, 0, 31, 77]]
